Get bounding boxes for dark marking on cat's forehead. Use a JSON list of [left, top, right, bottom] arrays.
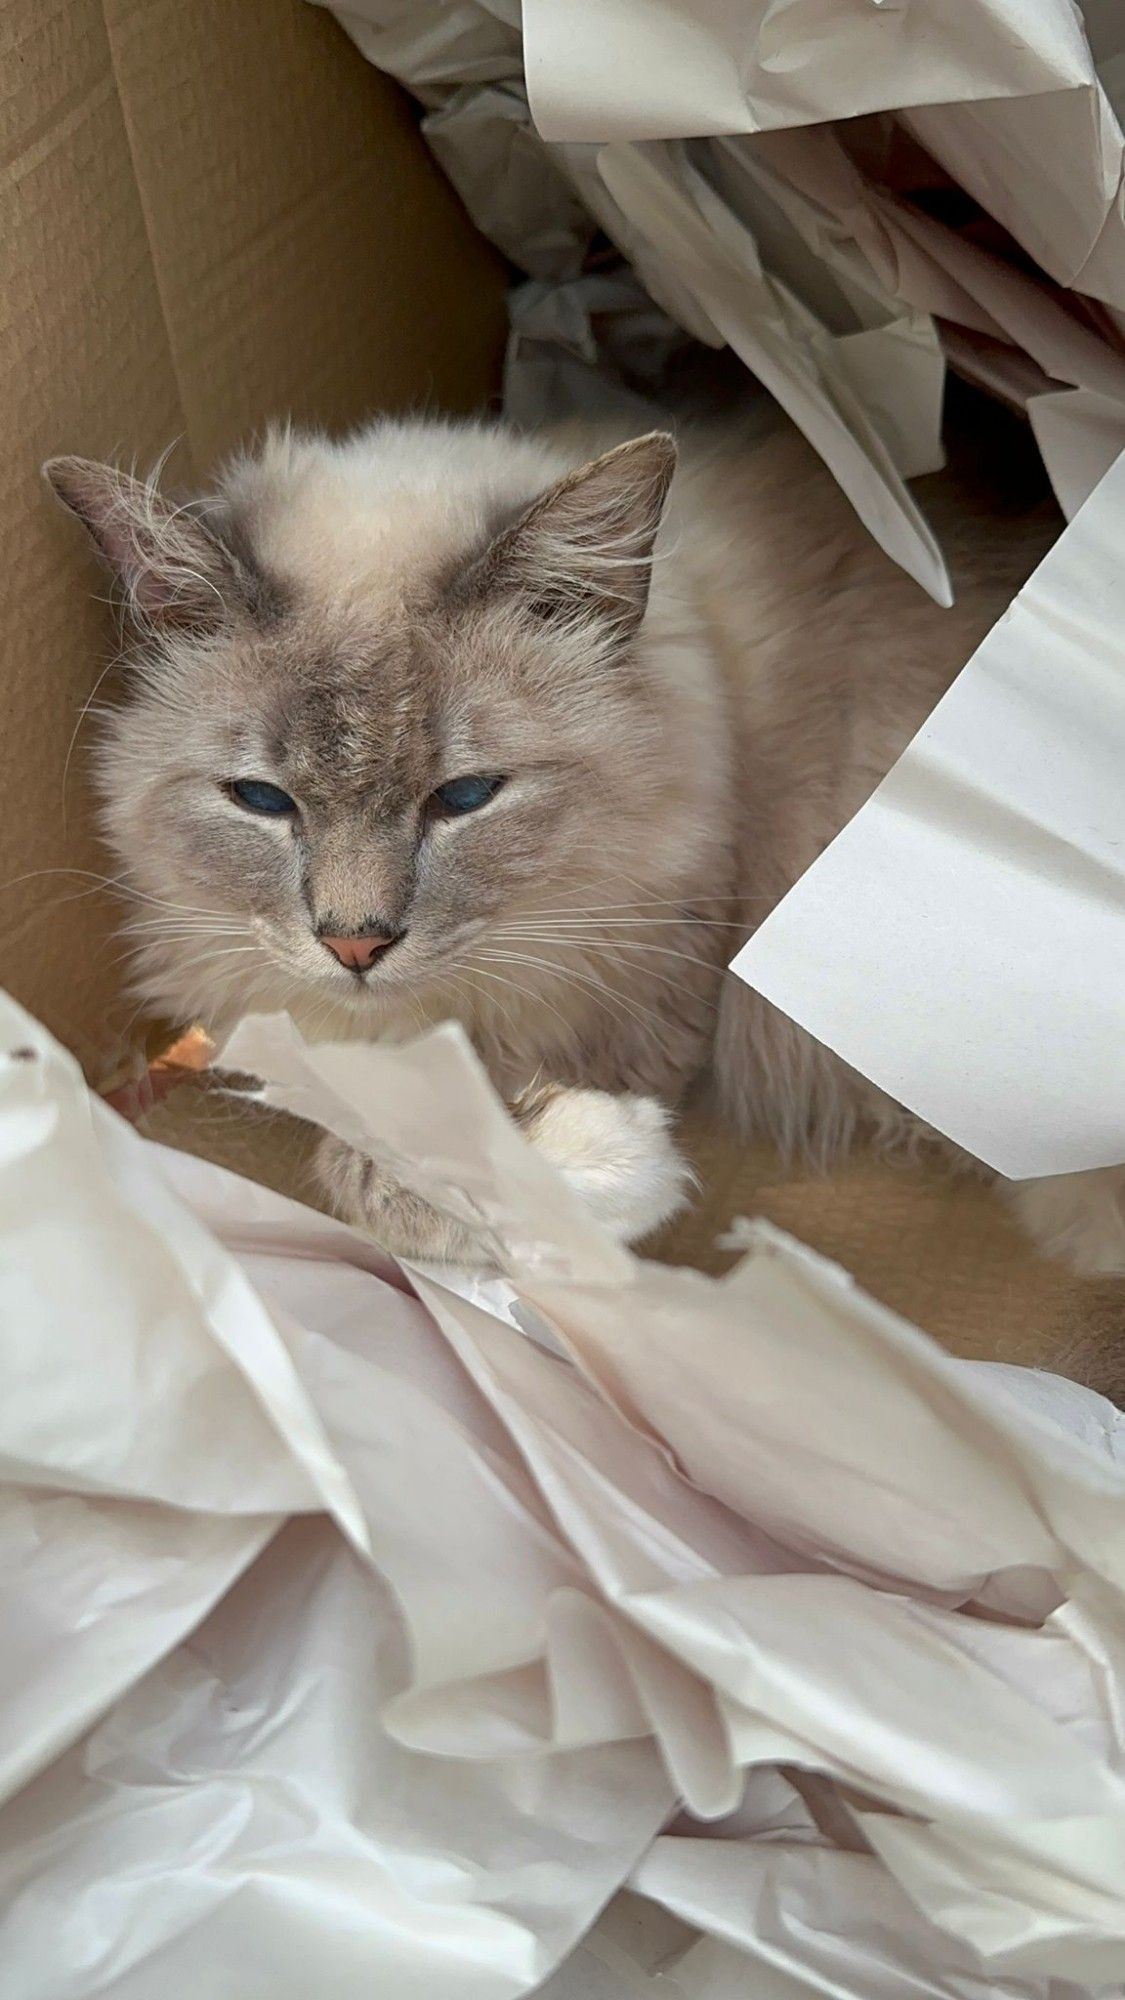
[[217, 502, 565, 815], [276, 649, 441, 806], [198, 500, 292, 627], [237, 554, 290, 629]]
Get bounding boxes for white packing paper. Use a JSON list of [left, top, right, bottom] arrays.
[[740, 122, 1125, 404], [4, 992, 1125, 1993], [699, 137, 947, 480], [522, 0, 1097, 146], [4, 994, 1125, 1991], [0, 1003, 672, 1999], [594, 141, 952, 601], [1085, 0, 1125, 125], [731, 445, 1125, 1181], [1029, 386, 1125, 519], [503, 273, 685, 430], [323, 0, 1125, 588], [637, 1838, 1117, 1998], [522, 0, 1125, 312], [424, 83, 595, 280], [900, 81, 1125, 313], [325, 0, 522, 109]]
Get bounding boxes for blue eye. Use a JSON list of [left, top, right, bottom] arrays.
[[431, 774, 506, 817], [229, 778, 297, 816]]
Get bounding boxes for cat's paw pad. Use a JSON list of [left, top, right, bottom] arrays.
[[522, 1088, 692, 1244]]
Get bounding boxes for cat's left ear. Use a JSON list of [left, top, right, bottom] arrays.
[[478, 431, 677, 645], [43, 456, 240, 632]]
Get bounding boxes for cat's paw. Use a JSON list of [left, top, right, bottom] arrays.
[[314, 1132, 487, 1264], [1006, 1166, 1125, 1277], [520, 1086, 692, 1245], [315, 1090, 691, 1262]]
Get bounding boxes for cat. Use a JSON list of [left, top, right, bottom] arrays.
[[45, 415, 1124, 1276]]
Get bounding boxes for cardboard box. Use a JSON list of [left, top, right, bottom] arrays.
[[0, 0, 1116, 1387]]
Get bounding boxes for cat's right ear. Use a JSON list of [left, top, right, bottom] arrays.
[[43, 456, 237, 632], [467, 432, 677, 650]]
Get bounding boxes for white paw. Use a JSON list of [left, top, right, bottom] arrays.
[[524, 1088, 692, 1245], [1007, 1167, 1125, 1277]]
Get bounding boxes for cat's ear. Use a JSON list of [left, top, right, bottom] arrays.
[[480, 432, 676, 644], [43, 456, 238, 631]]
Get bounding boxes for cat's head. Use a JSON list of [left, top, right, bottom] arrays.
[[45, 421, 686, 1028]]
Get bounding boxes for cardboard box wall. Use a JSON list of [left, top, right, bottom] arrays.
[[0, 0, 1116, 1388], [0, 0, 506, 1068]]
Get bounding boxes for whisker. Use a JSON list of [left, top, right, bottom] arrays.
[[498, 913, 757, 930], [506, 889, 771, 918], [456, 960, 578, 1044], [104, 939, 261, 975], [61, 651, 126, 837], [475, 947, 668, 1036], [437, 968, 505, 1043], [122, 918, 249, 938], [0, 865, 245, 924], [496, 927, 735, 959], [487, 932, 723, 997]]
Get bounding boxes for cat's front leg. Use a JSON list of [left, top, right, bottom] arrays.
[[315, 1083, 691, 1264], [314, 1132, 486, 1264]]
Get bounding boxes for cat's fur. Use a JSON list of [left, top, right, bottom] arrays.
[[46, 417, 1125, 1275]]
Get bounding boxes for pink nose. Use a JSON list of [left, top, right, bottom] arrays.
[[320, 933, 393, 971]]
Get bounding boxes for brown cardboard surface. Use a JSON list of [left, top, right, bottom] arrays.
[[0, 0, 505, 1070], [0, 0, 189, 1072], [101, 0, 508, 469], [655, 1108, 1124, 1397]]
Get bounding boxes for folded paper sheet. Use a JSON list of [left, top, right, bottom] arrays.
[[523, 1, 1099, 150], [2, 993, 1124, 1997], [594, 140, 951, 601], [732, 446, 1125, 1182], [325, 0, 1125, 573]]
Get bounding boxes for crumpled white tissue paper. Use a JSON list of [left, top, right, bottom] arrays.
[[322, 0, 1125, 568], [2, 990, 1123, 1997]]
